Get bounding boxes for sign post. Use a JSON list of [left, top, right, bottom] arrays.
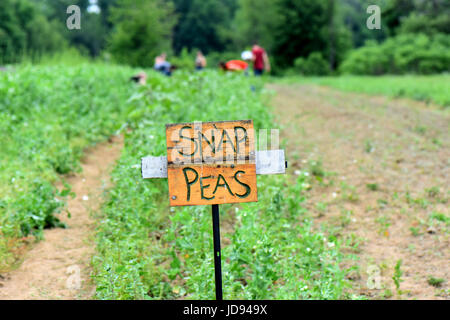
[[211, 204, 223, 300], [142, 120, 286, 300]]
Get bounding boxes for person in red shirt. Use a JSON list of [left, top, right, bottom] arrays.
[[251, 42, 271, 76]]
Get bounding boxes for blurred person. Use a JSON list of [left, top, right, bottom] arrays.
[[241, 50, 253, 76], [195, 51, 207, 70], [241, 50, 253, 61], [219, 60, 248, 72], [251, 42, 271, 76], [130, 71, 147, 85], [154, 53, 173, 76]]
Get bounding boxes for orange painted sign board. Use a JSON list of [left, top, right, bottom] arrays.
[[166, 120, 257, 206]]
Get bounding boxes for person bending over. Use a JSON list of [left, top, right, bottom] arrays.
[[154, 53, 173, 76], [219, 60, 248, 72]]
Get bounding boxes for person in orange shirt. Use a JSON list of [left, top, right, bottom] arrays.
[[219, 60, 248, 72]]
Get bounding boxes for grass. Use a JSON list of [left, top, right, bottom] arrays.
[[375, 215, 391, 235], [340, 182, 359, 203], [428, 276, 445, 287], [430, 212, 449, 224], [409, 227, 421, 237], [279, 75, 450, 108], [393, 259, 404, 294]]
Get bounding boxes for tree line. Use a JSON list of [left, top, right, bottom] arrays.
[[1, 0, 448, 74]]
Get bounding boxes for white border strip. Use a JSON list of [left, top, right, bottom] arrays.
[[142, 150, 286, 179]]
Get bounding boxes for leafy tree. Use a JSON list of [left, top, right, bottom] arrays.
[[397, 0, 450, 36], [39, 0, 89, 25], [40, 0, 108, 56], [339, 0, 388, 47], [383, 0, 449, 36], [231, 0, 279, 52], [293, 52, 331, 76], [172, 0, 236, 54], [0, 0, 25, 63], [323, 0, 353, 71], [272, 0, 352, 70], [73, 12, 108, 56], [98, 0, 117, 30], [108, 0, 176, 67], [383, 0, 417, 34], [0, 0, 65, 64], [272, 0, 331, 69]]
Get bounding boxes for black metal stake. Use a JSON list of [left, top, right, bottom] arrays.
[[211, 204, 223, 300]]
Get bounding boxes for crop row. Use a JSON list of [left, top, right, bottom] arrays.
[[0, 63, 135, 269]]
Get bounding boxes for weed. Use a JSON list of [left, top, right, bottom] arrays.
[[430, 212, 449, 224], [405, 191, 430, 209], [413, 125, 427, 135], [364, 140, 375, 153], [427, 276, 445, 287], [377, 198, 388, 209], [340, 182, 359, 202], [431, 138, 442, 146], [376, 215, 391, 235], [393, 260, 403, 293], [381, 289, 393, 299], [339, 210, 353, 227], [409, 227, 421, 237], [425, 186, 440, 198], [315, 202, 328, 216], [343, 233, 363, 253], [309, 160, 325, 178]]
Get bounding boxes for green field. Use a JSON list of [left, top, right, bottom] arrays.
[[91, 70, 353, 299], [3, 63, 448, 299], [281, 75, 450, 108], [0, 64, 354, 299], [4, 63, 448, 299]]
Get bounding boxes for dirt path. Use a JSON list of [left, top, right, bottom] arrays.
[[269, 83, 449, 300], [0, 136, 123, 300]]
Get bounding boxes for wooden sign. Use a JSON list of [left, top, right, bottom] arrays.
[[141, 119, 287, 300], [165, 120, 257, 206]]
